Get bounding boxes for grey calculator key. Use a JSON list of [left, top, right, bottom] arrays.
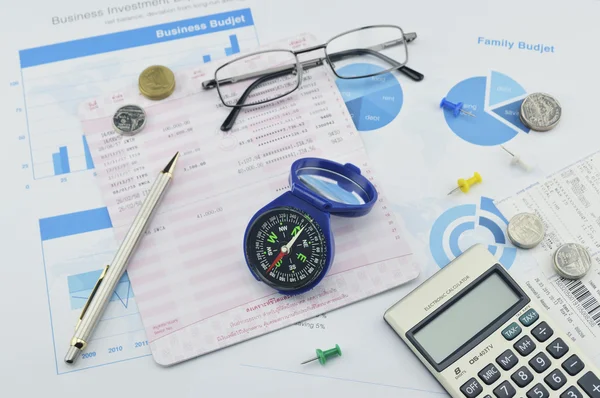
[[493, 380, 516, 398], [577, 371, 600, 398], [484, 396, 492, 398], [562, 354, 585, 376], [514, 335, 536, 356], [526, 383, 550, 398], [560, 386, 584, 398], [529, 352, 551, 374], [460, 377, 483, 398], [531, 321, 553, 342], [511, 366, 534, 388], [496, 349, 519, 371], [478, 363, 501, 385], [546, 337, 569, 359], [544, 369, 567, 390]]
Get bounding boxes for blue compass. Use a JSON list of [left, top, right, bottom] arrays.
[[243, 158, 378, 294]]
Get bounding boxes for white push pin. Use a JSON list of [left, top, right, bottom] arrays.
[[501, 146, 531, 171]]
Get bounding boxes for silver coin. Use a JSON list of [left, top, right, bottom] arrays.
[[112, 104, 146, 136], [507, 213, 545, 249], [553, 243, 592, 279], [520, 93, 561, 132]]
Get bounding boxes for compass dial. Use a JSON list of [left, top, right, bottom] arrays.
[[244, 207, 328, 292]]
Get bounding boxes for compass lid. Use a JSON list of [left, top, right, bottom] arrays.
[[289, 157, 378, 217]]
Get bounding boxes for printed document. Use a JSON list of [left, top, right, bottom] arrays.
[[80, 34, 419, 365], [496, 150, 600, 360]]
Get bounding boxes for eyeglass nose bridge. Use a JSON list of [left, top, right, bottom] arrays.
[[293, 44, 337, 73]]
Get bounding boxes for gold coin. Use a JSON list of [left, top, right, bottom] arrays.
[[138, 65, 175, 100]]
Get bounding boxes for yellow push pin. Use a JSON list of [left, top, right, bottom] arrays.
[[447, 172, 482, 195]]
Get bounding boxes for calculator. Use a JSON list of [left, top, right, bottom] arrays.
[[384, 244, 600, 398]]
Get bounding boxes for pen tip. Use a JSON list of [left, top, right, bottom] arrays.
[[162, 152, 180, 174]]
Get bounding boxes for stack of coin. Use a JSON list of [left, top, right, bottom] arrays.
[[520, 92, 561, 132], [139, 65, 176, 100], [507, 212, 545, 249], [553, 243, 592, 280]]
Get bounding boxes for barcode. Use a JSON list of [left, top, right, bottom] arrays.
[[559, 278, 600, 326]]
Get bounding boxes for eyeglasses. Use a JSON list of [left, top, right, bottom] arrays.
[[201, 25, 424, 131]]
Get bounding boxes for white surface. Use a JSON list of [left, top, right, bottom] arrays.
[[2, 0, 600, 396]]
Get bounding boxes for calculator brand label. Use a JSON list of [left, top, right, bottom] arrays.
[[424, 275, 471, 312], [469, 344, 494, 364]]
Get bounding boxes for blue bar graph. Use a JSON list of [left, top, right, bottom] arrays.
[[82, 136, 94, 169], [225, 34, 240, 56], [59, 146, 70, 173], [52, 152, 63, 175], [203, 54, 211, 63], [39, 207, 112, 241]]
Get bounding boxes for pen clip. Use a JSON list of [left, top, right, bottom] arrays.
[[76, 264, 109, 329]]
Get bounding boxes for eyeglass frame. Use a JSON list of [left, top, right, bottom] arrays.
[[201, 25, 424, 131]]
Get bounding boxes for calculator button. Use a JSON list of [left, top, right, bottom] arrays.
[[511, 366, 534, 388], [519, 309, 539, 326], [544, 369, 567, 390], [560, 386, 584, 398], [546, 337, 569, 359], [514, 335, 536, 356], [460, 377, 483, 398], [493, 380, 516, 398], [531, 321, 553, 342], [483, 396, 492, 398], [501, 322, 522, 341], [528, 352, 551, 374], [526, 383, 550, 398], [478, 363, 501, 385], [496, 349, 519, 371], [577, 371, 600, 398], [562, 354, 585, 376]]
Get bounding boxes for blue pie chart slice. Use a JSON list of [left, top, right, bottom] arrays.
[[335, 63, 403, 131], [444, 72, 530, 146]]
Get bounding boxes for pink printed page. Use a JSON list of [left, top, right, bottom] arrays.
[[79, 34, 419, 365]]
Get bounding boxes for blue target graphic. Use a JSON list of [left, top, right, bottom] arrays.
[[429, 197, 517, 269]]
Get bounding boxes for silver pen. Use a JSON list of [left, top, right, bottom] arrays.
[[64, 152, 180, 364]]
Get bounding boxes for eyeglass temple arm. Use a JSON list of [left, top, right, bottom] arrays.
[[327, 48, 424, 81], [221, 67, 296, 131]]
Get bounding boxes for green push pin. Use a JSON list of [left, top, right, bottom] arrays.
[[301, 344, 342, 365]]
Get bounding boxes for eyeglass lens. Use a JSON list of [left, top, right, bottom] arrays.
[[326, 26, 408, 78]]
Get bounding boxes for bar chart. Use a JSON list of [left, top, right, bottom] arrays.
[[38, 207, 149, 374], [51, 136, 94, 176], [19, 9, 258, 179], [225, 34, 241, 56]]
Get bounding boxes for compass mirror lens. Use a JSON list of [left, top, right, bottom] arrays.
[[297, 167, 368, 205]]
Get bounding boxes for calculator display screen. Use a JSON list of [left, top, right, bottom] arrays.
[[412, 272, 520, 364]]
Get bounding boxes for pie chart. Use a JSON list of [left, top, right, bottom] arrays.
[[443, 71, 530, 146], [335, 63, 403, 131]]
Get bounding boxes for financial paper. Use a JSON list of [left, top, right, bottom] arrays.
[[79, 34, 419, 365], [6, 0, 600, 396], [496, 150, 600, 360]]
